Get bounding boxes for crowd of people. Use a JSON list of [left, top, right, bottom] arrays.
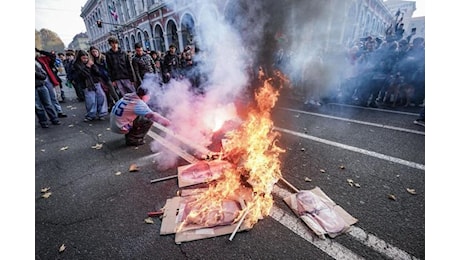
[[36, 29, 425, 137], [338, 35, 425, 109], [35, 36, 194, 145], [268, 31, 425, 126], [271, 33, 425, 110]]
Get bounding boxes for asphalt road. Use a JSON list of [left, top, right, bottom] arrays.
[[35, 86, 425, 259]]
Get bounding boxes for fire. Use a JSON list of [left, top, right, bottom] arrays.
[[179, 79, 286, 230], [203, 103, 237, 132]]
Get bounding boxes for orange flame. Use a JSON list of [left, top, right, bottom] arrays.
[[180, 79, 285, 230]]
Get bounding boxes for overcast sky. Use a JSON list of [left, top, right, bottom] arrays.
[[35, 0, 88, 46]]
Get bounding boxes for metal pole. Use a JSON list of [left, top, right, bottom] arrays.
[[150, 175, 178, 184]]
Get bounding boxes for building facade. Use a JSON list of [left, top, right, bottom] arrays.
[[81, 0, 202, 53], [80, 0, 421, 54], [383, 0, 425, 41]]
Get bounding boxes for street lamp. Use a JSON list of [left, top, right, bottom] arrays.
[[96, 19, 143, 49]]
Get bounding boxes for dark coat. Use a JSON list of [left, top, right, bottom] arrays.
[[105, 49, 135, 82], [73, 61, 102, 91], [35, 61, 47, 87]]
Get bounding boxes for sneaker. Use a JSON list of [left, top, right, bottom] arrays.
[[58, 113, 68, 118], [413, 119, 425, 127], [84, 117, 94, 122], [51, 120, 62, 125], [97, 116, 105, 121], [40, 123, 50, 128]]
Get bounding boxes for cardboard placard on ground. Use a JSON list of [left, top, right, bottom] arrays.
[[160, 194, 251, 244], [175, 220, 251, 244], [160, 197, 181, 235], [283, 186, 358, 239], [177, 160, 233, 188]]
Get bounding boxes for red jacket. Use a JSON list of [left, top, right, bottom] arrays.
[[37, 56, 60, 87]]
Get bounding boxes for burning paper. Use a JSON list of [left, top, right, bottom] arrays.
[[178, 196, 244, 231], [160, 81, 286, 243], [177, 159, 233, 188], [160, 189, 253, 244], [182, 81, 285, 229]]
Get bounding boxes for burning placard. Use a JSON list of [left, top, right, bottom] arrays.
[[158, 81, 286, 243], [160, 189, 253, 244], [178, 196, 245, 231], [177, 159, 233, 188]]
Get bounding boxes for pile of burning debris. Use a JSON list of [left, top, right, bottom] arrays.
[[149, 81, 357, 244]]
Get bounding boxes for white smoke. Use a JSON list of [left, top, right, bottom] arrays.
[[142, 0, 352, 169], [140, 2, 252, 169]]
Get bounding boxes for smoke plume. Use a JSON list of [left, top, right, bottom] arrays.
[[142, 0, 349, 169]]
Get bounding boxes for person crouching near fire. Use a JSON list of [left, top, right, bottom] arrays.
[[110, 87, 171, 146]]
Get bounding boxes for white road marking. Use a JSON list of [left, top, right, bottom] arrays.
[[270, 205, 365, 260], [279, 107, 424, 135], [347, 226, 420, 260], [325, 103, 421, 116], [272, 185, 420, 260], [274, 127, 425, 171]]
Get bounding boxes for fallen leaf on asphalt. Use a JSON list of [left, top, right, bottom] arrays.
[[144, 217, 154, 224], [129, 164, 139, 172], [115, 171, 122, 176], [320, 169, 326, 173], [388, 194, 397, 201], [339, 165, 345, 170], [42, 192, 52, 198], [406, 188, 417, 195], [347, 179, 354, 186], [60, 146, 69, 151], [91, 143, 103, 150], [41, 187, 51, 193], [68, 124, 74, 128], [97, 134, 102, 137], [106, 128, 111, 131], [354, 183, 361, 188], [41, 149, 45, 152], [300, 148, 305, 152], [59, 244, 66, 253], [304, 177, 312, 182]]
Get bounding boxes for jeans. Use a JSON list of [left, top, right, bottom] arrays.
[[113, 79, 136, 96], [44, 78, 63, 113], [84, 82, 108, 119], [35, 85, 59, 125]]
